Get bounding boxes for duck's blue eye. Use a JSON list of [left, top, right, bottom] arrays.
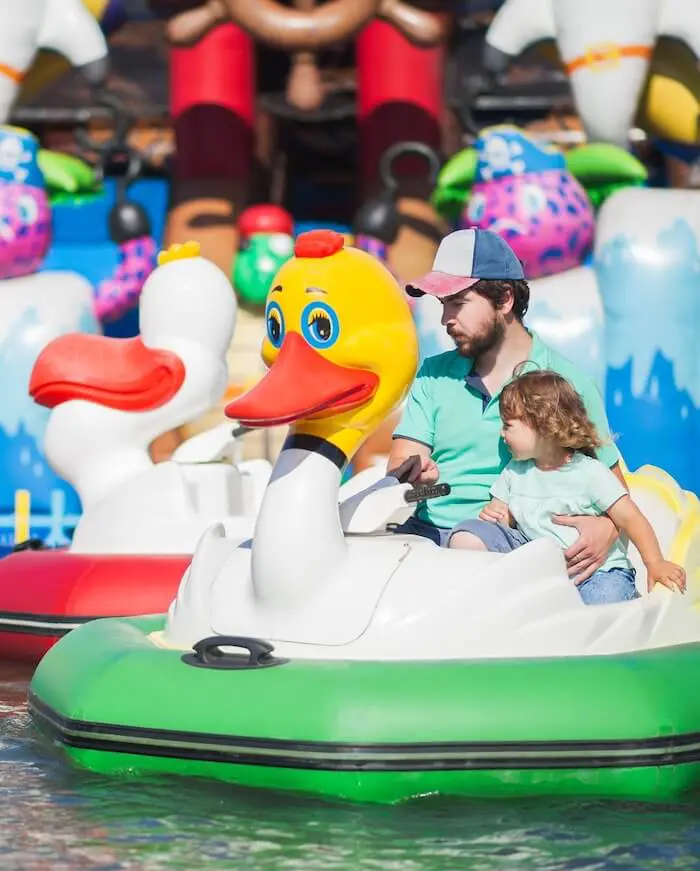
[[265, 300, 285, 348], [301, 301, 339, 349]]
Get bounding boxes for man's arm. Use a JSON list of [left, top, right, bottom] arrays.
[[387, 358, 438, 484]]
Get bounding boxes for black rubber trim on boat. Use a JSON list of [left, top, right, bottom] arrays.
[[0, 612, 107, 637], [28, 692, 700, 773]]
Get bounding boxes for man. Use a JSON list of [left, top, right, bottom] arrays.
[[389, 227, 625, 583]]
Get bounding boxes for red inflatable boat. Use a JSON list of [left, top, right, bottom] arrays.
[[0, 550, 190, 665]]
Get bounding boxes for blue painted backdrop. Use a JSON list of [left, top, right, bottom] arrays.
[[41, 177, 169, 338], [597, 215, 700, 494]]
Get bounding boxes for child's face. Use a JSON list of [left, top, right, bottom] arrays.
[[501, 417, 538, 460]]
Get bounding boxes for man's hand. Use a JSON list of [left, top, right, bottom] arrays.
[[389, 454, 439, 485], [552, 514, 618, 583], [479, 499, 510, 526]]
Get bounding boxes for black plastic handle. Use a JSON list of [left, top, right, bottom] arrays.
[[12, 538, 47, 553], [231, 425, 254, 439], [379, 141, 443, 191], [390, 454, 423, 484], [183, 636, 285, 670], [405, 483, 451, 503]]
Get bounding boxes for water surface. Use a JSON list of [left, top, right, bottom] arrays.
[[3, 664, 700, 870]]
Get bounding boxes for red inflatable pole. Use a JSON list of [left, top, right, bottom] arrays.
[[170, 23, 255, 181], [357, 20, 443, 186]]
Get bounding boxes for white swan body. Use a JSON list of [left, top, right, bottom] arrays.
[[29, 246, 271, 554], [159, 232, 700, 661]]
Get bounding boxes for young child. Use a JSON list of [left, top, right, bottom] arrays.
[[448, 370, 687, 605]]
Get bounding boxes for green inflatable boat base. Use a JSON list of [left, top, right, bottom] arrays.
[[28, 615, 700, 804]]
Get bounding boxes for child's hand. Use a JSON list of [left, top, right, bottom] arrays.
[[646, 560, 687, 594], [479, 500, 510, 525]]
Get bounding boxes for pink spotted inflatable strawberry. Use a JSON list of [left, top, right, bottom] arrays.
[[0, 127, 52, 279]]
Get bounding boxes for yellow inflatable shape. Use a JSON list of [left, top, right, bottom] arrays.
[[18, 0, 108, 103], [13, 489, 31, 545], [157, 240, 202, 266], [638, 38, 700, 147], [625, 463, 700, 605]]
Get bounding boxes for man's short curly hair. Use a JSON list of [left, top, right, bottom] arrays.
[[471, 278, 530, 321], [500, 369, 603, 458]]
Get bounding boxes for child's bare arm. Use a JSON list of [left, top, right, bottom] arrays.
[[607, 495, 686, 593], [480, 498, 514, 527]]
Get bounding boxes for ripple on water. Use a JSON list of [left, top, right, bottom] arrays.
[[2, 672, 700, 870]]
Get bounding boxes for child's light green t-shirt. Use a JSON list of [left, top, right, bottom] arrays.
[[490, 454, 631, 572]]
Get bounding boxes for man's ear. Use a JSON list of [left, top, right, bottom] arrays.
[[499, 283, 516, 317]]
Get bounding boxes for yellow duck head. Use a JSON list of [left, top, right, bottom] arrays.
[[225, 229, 419, 460]]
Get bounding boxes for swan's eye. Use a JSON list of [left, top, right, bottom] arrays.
[[301, 302, 339, 349], [265, 300, 285, 348]]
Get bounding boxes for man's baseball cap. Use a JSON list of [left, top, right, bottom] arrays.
[[405, 228, 525, 299]]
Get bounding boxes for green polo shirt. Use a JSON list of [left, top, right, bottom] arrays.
[[394, 332, 620, 529]]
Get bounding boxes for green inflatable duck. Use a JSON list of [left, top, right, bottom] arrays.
[[232, 204, 295, 307]]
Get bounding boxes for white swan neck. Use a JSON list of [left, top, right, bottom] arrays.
[[251, 436, 347, 608]]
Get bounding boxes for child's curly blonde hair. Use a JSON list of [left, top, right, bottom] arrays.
[[500, 369, 603, 458]]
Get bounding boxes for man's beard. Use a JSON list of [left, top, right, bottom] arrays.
[[449, 315, 505, 360]]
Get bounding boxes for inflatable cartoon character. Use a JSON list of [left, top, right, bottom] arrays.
[[433, 126, 647, 279], [0, 128, 52, 278], [0, 128, 99, 553], [483, 0, 700, 149], [0, 124, 156, 552], [467, 127, 593, 278], [0, 0, 109, 123], [233, 205, 294, 307]]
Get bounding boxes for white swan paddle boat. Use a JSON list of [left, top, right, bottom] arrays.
[[29, 230, 700, 804], [0, 242, 271, 663]]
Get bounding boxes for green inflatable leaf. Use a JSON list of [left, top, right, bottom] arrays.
[[584, 179, 647, 209], [566, 143, 648, 209], [566, 143, 648, 185], [48, 191, 105, 207], [431, 148, 478, 223], [37, 149, 98, 196]]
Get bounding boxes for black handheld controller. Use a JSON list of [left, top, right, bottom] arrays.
[[404, 483, 451, 503]]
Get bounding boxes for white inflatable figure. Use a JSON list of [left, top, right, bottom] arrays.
[[0, 0, 109, 123], [28, 242, 272, 555], [161, 231, 700, 662], [484, 0, 700, 146], [525, 267, 606, 389], [593, 186, 700, 495]]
